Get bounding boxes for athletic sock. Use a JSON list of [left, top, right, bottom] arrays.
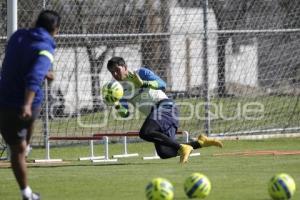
[[188, 141, 201, 149], [21, 186, 32, 198]]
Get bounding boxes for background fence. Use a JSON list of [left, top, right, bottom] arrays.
[[0, 0, 300, 146]]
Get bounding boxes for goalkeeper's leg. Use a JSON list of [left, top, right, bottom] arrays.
[[140, 119, 180, 150], [187, 134, 223, 149], [140, 119, 193, 163]]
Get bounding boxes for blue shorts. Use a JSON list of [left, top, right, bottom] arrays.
[[0, 107, 40, 145], [146, 99, 179, 139]]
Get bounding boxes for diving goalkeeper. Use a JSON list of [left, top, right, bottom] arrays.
[[106, 57, 223, 163]]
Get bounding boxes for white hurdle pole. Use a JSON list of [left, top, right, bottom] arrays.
[[35, 80, 62, 163], [113, 136, 139, 158], [34, 139, 63, 163], [92, 136, 117, 163], [79, 140, 105, 161], [142, 150, 160, 160]]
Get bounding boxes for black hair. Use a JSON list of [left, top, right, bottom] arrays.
[[107, 57, 127, 70], [35, 10, 61, 33]]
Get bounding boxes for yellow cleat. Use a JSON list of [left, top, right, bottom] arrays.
[[198, 134, 223, 148], [178, 144, 193, 163]]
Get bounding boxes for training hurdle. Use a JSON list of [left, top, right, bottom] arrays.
[[34, 130, 200, 163], [91, 132, 140, 163], [35, 132, 139, 163], [92, 131, 200, 161], [33, 136, 117, 163], [93, 132, 140, 159]]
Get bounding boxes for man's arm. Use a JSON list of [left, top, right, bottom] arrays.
[[25, 51, 53, 93], [23, 50, 53, 118], [45, 71, 54, 81], [125, 68, 166, 90], [138, 68, 166, 90], [22, 89, 35, 119]]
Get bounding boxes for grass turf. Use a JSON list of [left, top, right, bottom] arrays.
[[0, 137, 299, 200]]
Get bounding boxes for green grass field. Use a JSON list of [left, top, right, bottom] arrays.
[[1, 138, 299, 200]]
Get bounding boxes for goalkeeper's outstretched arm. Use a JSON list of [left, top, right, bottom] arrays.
[[137, 67, 166, 90], [126, 67, 166, 90]]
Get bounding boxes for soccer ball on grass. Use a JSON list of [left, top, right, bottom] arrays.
[[268, 173, 296, 200], [145, 177, 174, 200], [184, 173, 211, 199]]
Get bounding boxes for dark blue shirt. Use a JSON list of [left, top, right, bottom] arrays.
[[0, 27, 56, 108]]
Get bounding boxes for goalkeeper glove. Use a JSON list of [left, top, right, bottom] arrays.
[[125, 71, 159, 89], [114, 102, 129, 118]]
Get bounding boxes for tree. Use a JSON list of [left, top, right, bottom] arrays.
[[141, 0, 171, 84], [210, 0, 249, 97]]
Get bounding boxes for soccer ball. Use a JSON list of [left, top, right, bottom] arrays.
[[184, 173, 211, 199], [268, 173, 296, 200], [145, 177, 174, 200], [102, 80, 124, 104]]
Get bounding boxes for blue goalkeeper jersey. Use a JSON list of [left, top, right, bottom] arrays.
[[120, 67, 169, 115], [0, 27, 56, 108]]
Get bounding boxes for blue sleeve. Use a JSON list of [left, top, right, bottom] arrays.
[[137, 67, 166, 90], [119, 98, 129, 109], [25, 55, 52, 92]]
